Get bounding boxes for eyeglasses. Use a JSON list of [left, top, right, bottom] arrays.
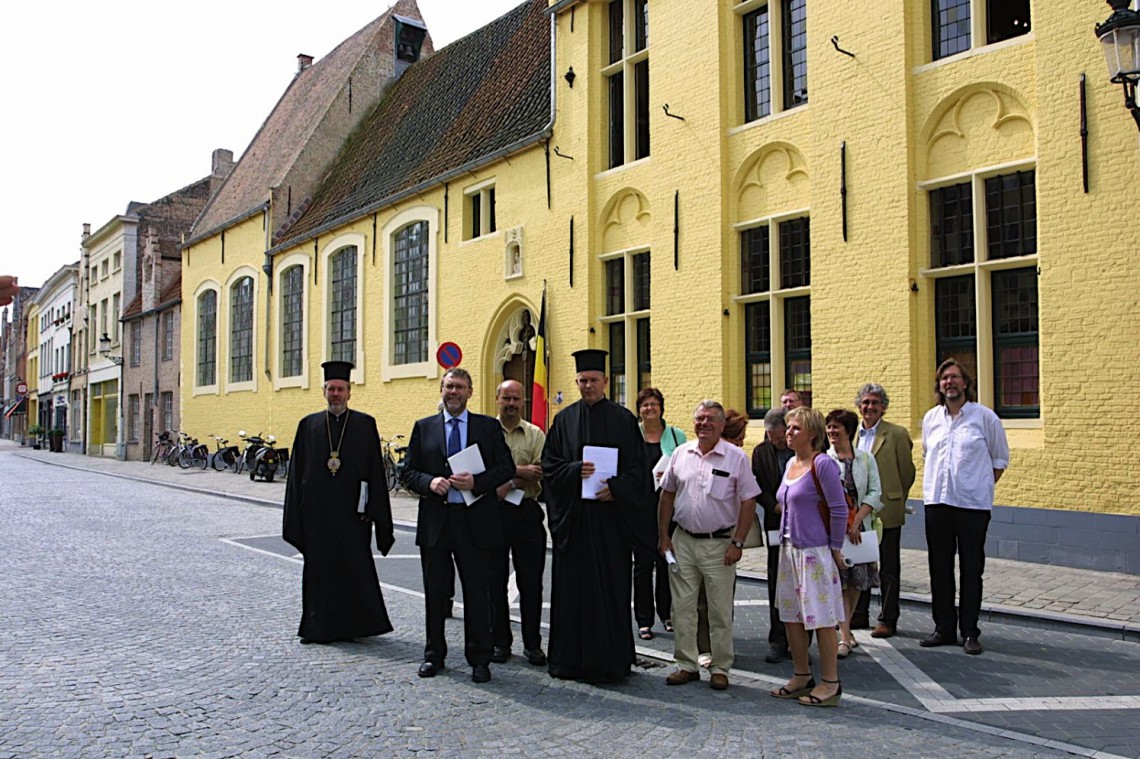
[[693, 416, 722, 424]]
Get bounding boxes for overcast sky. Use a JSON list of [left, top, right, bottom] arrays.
[[1, 0, 525, 290]]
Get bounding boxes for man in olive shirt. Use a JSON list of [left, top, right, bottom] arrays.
[[490, 379, 548, 665]]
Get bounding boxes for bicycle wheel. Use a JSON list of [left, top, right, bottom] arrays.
[[385, 457, 397, 492], [211, 450, 228, 471], [168, 447, 182, 466], [194, 446, 209, 469], [178, 448, 194, 469]]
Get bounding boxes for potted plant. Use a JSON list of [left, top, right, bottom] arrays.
[[27, 424, 44, 449], [48, 428, 66, 453]]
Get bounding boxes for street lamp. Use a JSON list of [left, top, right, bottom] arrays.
[[98, 333, 123, 366], [1095, 0, 1140, 130]]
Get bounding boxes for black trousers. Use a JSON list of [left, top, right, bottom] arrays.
[[853, 526, 902, 627], [421, 506, 494, 666], [490, 501, 547, 651], [924, 503, 991, 639], [633, 544, 672, 628], [766, 544, 788, 647]]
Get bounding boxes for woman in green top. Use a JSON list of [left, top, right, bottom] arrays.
[[634, 387, 687, 639]]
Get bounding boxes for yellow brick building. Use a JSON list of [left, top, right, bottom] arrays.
[[181, 0, 1139, 570]]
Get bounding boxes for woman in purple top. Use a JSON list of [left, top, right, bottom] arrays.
[[769, 407, 849, 707]]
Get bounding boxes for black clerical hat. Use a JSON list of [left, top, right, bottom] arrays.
[[572, 349, 608, 374], [321, 361, 354, 382]]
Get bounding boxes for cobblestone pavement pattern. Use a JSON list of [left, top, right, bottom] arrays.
[[3, 444, 1138, 757]]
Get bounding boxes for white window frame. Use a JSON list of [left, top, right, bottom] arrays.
[[921, 0, 1034, 70], [462, 179, 498, 242], [381, 206, 438, 382], [224, 267, 259, 394], [321, 233, 365, 383], [274, 253, 310, 391], [733, 0, 809, 129], [598, 246, 651, 410], [192, 280, 221, 396], [602, 0, 651, 171]]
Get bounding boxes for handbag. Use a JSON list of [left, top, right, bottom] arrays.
[[809, 454, 833, 538]]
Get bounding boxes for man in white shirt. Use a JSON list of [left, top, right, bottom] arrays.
[[920, 359, 1010, 656], [658, 401, 761, 690]]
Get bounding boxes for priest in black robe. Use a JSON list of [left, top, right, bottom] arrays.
[[283, 360, 395, 644], [542, 349, 650, 682]]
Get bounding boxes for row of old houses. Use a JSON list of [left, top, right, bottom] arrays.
[[1, 0, 1138, 572]]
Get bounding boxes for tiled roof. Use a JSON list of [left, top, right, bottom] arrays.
[[275, 0, 551, 247], [122, 274, 182, 322], [189, 7, 399, 241]]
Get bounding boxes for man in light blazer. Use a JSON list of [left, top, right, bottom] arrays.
[[402, 367, 515, 683], [852, 383, 916, 638]]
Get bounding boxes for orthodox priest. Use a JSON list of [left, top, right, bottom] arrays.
[[542, 349, 649, 682], [283, 360, 395, 644]]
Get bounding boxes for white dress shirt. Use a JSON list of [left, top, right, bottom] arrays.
[[922, 402, 1010, 510], [856, 420, 879, 454]]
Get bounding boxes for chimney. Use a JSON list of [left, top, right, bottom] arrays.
[[211, 148, 235, 179], [82, 223, 91, 241], [297, 53, 314, 73]]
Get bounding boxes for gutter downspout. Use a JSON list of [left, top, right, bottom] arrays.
[[265, 13, 559, 257]]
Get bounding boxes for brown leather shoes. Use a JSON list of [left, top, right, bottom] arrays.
[[871, 623, 896, 639], [666, 669, 700, 685], [709, 673, 729, 690]]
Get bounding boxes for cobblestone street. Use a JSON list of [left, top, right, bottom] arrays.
[[2, 449, 1138, 757]]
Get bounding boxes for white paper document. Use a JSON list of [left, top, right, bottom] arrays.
[[840, 531, 880, 566], [357, 481, 369, 513], [504, 487, 525, 506], [447, 443, 486, 506], [581, 445, 619, 499], [651, 454, 671, 488], [767, 529, 781, 547]]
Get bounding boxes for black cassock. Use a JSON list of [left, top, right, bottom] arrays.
[[542, 397, 649, 682], [283, 408, 395, 643]]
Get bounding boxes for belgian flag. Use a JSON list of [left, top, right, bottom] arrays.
[[531, 288, 548, 431]]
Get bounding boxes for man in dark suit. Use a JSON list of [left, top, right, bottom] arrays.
[[751, 407, 794, 663], [402, 367, 515, 683], [852, 382, 916, 638]]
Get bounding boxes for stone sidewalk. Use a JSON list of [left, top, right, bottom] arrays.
[[8, 440, 1139, 635]]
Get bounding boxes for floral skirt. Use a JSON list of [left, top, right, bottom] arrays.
[[840, 561, 880, 592], [775, 543, 846, 631]]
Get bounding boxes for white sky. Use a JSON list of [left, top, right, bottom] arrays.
[[1, 0, 525, 289]]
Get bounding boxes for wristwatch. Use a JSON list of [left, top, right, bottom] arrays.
[[730, 539, 745, 549]]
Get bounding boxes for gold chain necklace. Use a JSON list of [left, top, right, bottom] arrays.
[[326, 409, 349, 476]]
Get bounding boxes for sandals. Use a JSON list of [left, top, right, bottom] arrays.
[[770, 673, 816, 699], [837, 641, 851, 658], [798, 679, 842, 707], [663, 620, 674, 633], [638, 627, 654, 641]]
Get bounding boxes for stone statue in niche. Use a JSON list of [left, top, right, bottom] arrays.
[[504, 226, 524, 280]]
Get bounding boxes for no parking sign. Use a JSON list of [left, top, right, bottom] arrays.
[[436, 342, 463, 369]]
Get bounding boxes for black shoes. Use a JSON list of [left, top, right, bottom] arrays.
[[472, 664, 492, 683], [963, 636, 983, 655], [920, 631, 959, 648], [764, 643, 788, 664], [418, 660, 443, 678], [491, 645, 511, 663], [524, 647, 547, 666]]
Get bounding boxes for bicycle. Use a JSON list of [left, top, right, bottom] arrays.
[[178, 434, 209, 469], [210, 435, 240, 472], [151, 431, 176, 465], [380, 434, 407, 493]]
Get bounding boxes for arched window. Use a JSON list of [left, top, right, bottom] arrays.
[[393, 222, 429, 365], [328, 247, 357, 363], [230, 276, 254, 383], [197, 289, 217, 387], [281, 265, 304, 377]]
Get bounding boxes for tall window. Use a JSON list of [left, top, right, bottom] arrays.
[[112, 293, 120, 342], [161, 311, 174, 362], [161, 391, 173, 433], [329, 248, 357, 364], [127, 394, 140, 442], [601, 250, 651, 408], [740, 0, 808, 123], [928, 168, 1038, 418], [931, 0, 1031, 61], [281, 266, 304, 378], [738, 216, 812, 416], [196, 290, 217, 387], [230, 276, 254, 383], [605, 0, 650, 169], [129, 321, 142, 366], [393, 222, 429, 365], [465, 185, 497, 240]]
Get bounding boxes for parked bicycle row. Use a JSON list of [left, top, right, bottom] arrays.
[[150, 430, 289, 482]]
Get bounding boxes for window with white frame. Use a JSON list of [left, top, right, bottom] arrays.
[[931, 0, 1031, 61], [161, 311, 174, 362], [129, 321, 141, 367], [605, 0, 650, 169], [127, 394, 140, 442], [230, 276, 254, 383], [112, 293, 120, 343], [197, 289, 217, 388], [739, 0, 808, 123], [328, 247, 357, 363], [161, 391, 173, 433], [926, 166, 1038, 418], [280, 265, 305, 378], [464, 183, 497, 240], [601, 249, 650, 408], [737, 215, 812, 416], [393, 221, 429, 366]]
